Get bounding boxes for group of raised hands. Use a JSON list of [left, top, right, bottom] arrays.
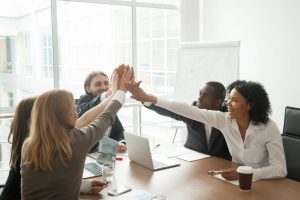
[[111, 64, 240, 181], [110, 64, 155, 104]]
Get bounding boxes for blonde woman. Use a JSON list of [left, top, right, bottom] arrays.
[[21, 66, 132, 199], [0, 97, 107, 200]]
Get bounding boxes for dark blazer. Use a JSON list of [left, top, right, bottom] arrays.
[[0, 158, 21, 200], [77, 93, 125, 151], [146, 104, 231, 160]]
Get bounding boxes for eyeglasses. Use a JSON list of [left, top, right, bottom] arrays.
[[74, 105, 81, 114]]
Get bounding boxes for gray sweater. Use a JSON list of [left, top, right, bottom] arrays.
[[21, 99, 122, 200]]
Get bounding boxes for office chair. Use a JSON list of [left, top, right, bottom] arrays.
[[281, 106, 300, 182]]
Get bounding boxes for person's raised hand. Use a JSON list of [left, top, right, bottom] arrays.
[[129, 66, 135, 82], [118, 65, 132, 92], [117, 142, 126, 152], [109, 68, 118, 95], [116, 64, 126, 78], [127, 81, 157, 104]]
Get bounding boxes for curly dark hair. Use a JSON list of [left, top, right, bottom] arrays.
[[226, 80, 272, 124]]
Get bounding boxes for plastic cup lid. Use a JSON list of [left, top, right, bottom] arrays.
[[237, 166, 253, 174]]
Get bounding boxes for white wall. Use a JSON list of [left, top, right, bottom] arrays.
[[197, 0, 300, 128], [180, 0, 201, 42]]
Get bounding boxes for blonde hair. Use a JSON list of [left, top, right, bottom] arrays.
[[9, 97, 36, 169], [23, 89, 74, 171]]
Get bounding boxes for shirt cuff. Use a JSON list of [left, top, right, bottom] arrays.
[[80, 179, 91, 193], [100, 93, 107, 101], [252, 169, 261, 181], [156, 97, 170, 108], [143, 102, 152, 107], [112, 90, 126, 105]]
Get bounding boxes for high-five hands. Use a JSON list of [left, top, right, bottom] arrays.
[[116, 64, 134, 92], [109, 69, 118, 95], [115, 65, 157, 103], [126, 80, 157, 104]]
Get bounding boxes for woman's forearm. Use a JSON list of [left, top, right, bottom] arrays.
[[75, 94, 113, 128]]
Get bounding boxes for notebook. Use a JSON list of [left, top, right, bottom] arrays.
[[124, 132, 180, 171]]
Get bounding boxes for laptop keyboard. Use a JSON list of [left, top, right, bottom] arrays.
[[84, 162, 102, 176]]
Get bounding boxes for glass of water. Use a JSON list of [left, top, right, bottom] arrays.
[[102, 162, 115, 183], [97, 152, 116, 183]]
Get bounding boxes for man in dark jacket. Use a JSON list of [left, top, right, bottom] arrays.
[[77, 71, 125, 152], [144, 81, 231, 160]]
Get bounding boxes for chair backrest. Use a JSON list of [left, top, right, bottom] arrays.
[[283, 106, 300, 137], [282, 106, 300, 182]]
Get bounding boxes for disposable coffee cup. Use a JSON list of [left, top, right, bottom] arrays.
[[237, 166, 253, 192]]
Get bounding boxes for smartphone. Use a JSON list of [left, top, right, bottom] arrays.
[[107, 185, 132, 196]]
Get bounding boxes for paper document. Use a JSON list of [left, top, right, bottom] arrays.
[[153, 144, 194, 158], [176, 151, 210, 162], [214, 174, 239, 185], [99, 136, 119, 156], [213, 174, 257, 186], [106, 190, 154, 200], [97, 136, 118, 167]]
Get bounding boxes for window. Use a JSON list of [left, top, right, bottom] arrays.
[[56, 1, 133, 97], [0, 36, 14, 73], [40, 29, 53, 78], [137, 0, 179, 6], [0, 0, 53, 113], [19, 31, 33, 76], [137, 7, 179, 98], [0, 0, 180, 136]]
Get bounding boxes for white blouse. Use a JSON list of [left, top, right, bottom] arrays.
[[156, 98, 287, 180]]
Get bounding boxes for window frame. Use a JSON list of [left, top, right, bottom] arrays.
[[0, 0, 179, 128], [51, 0, 179, 88]]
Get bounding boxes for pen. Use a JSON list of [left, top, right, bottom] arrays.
[[208, 170, 223, 175]]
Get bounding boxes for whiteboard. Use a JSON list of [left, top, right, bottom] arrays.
[[174, 41, 240, 103]]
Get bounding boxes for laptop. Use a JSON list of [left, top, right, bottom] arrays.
[[124, 132, 180, 171], [82, 156, 102, 179], [83, 137, 118, 179]]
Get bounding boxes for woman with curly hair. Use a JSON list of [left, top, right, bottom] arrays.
[[128, 80, 287, 181]]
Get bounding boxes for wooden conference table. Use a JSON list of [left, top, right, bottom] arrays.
[[80, 155, 300, 200]]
